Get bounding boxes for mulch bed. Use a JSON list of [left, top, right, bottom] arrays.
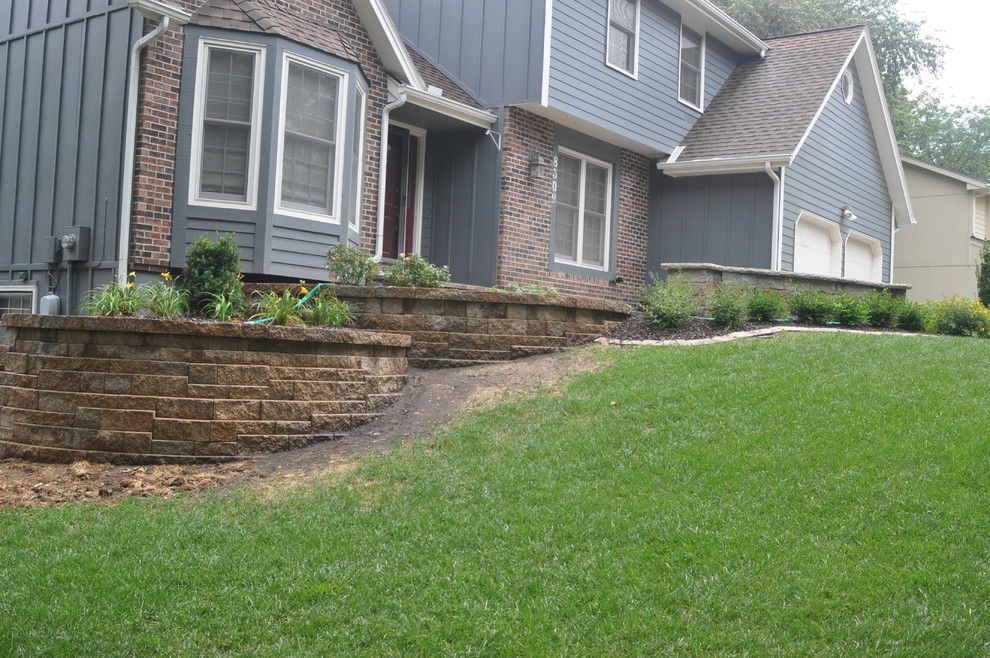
[[605, 315, 777, 342]]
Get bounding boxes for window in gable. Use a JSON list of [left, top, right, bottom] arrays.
[[607, 0, 639, 77], [678, 24, 705, 111], [841, 70, 855, 105]]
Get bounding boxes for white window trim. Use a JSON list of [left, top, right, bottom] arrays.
[[350, 82, 368, 231], [972, 194, 987, 242], [274, 51, 350, 224], [677, 22, 706, 113], [554, 146, 614, 272], [841, 69, 855, 105], [0, 284, 39, 314], [843, 230, 883, 282], [793, 211, 842, 277], [605, 0, 641, 79], [189, 38, 266, 211], [388, 121, 428, 256]]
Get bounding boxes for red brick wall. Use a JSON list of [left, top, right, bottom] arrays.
[[128, 0, 389, 271], [495, 107, 651, 304]]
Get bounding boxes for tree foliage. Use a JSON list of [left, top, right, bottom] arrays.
[[891, 91, 990, 182]]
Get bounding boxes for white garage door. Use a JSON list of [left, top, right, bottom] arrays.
[[845, 235, 881, 282], [795, 218, 839, 276]]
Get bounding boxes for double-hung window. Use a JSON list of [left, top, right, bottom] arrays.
[[678, 24, 705, 111], [607, 0, 639, 76], [554, 149, 613, 271], [191, 41, 265, 207], [276, 54, 347, 222]]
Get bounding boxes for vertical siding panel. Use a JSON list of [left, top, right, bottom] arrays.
[[31, 25, 66, 264], [53, 20, 85, 257], [73, 12, 107, 264], [13, 34, 44, 264], [0, 41, 25, 264]]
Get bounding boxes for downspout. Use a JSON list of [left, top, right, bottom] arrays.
[[765, 162, 782, 270], [374, 89, 409, 262], [117, 15, 173, 281]]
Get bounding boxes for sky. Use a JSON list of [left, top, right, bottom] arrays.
[[899, 0, 990, 107]]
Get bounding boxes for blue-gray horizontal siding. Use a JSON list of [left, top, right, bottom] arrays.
[[548, 0, 742, 154], [649, 171, 775, 271], [782, 62, 893, 281], [384, 0, 544, 107], [0, 0, 142, 312]]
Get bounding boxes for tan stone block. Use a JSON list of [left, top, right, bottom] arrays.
[[260, 400, 311, 420], [214, 400, 261, 421], [157, 398, 215, 420], [154, 418, 210, 442], [188, 364, 217, 384]]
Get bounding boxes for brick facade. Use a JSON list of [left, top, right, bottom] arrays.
[[496, 107, 652, 304], [128, 0, 389, 271]]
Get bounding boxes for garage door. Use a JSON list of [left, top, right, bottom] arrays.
[[845, 235, 881, 282], [795, 217, 839, 276]]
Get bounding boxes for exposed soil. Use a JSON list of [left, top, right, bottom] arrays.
[[606, 314, 776, 342], [0, 349, 601, 509]]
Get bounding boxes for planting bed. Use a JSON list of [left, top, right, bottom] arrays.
[[0, 315, 409, 464]]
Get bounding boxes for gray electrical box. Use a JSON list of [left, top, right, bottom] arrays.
[[61, 226, 91, 263]]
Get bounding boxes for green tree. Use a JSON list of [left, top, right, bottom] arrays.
[[891, 91, 990, 182], [977, 241, 990, 308]]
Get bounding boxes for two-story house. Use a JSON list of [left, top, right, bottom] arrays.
[[0, 0, 914, 317]]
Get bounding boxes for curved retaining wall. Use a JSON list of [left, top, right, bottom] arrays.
[[663, 263, 911, 299], [0, 315, 409, 464], [249, 285, 632, 368]]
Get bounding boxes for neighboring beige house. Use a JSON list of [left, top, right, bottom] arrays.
[[895, 157, 989, 301]]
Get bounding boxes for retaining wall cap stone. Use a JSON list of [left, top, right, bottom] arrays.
[[661, 262, 911, 290]]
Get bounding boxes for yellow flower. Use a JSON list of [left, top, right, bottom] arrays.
[[300, 286, 310, 295], [160, 271, 172, 281], [124, 282, 135, 290], [128, 271, 136, 278]]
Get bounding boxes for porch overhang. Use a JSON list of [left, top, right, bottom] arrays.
[[395, 84, 497, 130], [659, 154, 792, 177]]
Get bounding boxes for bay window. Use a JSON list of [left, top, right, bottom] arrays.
[[554, 149, 613, 270]]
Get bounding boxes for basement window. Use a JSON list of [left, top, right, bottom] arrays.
[[0, 286, 36, 339]]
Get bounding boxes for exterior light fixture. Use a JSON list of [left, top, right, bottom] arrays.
[[842, 207, 858, 222], [529, 154, 548, 179]]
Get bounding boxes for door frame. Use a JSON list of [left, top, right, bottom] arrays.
[[389, 121, 428, 256]]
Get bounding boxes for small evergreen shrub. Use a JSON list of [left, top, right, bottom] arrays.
[[895, 300, 928, 333], [182, 234, 243, 312], [327, 243, 377, 286], [831, 293, 870, 327], [303, 291, 353, 327], [789, 288, 834, 325], [929, 297, 990, 337], [711, 284, 750, 329], [978, 241, 990, 308], [747, 288, 787, 322], [863, 289, 901, 328], [139, 273, 189, 318], [640, 274, 695, 328], [382, 254, 450, 288], [83, 274, 141, 317]]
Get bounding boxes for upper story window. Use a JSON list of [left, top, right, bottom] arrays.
[[190, 40, 265, 209], [678, 24, 705, 111], [607, 0, 640, 77], [554, 148, 613, 271], [276, 53, 348, 222]]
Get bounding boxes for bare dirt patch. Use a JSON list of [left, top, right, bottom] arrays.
[[0, 349, 601, 509]]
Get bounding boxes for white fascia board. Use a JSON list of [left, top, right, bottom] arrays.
[[662, 0, 767, 56], [351, 0, 425, 90], [659, 154, 791, 177], [129, 0, 191, 23], [401, 86, 497, 129]]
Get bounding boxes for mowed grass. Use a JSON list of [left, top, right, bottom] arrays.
[[3, 333, 990, 656]]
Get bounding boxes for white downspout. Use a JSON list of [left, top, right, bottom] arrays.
[[117, 15, 173, 281], [374, 89, 409, 262], [765, 162, 781, 270]]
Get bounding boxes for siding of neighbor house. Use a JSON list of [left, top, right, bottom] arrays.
[[648, 172, 775, 272], [382, 0, 545, 107], [547, 0, 743, 155], [0, 0, 143, 310], [170, 27, 367, 281], [782, 62, 893, 282]]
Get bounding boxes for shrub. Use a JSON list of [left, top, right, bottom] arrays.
[[182, 234, 243, 312], [929, 297, 990, 337], [789, 288, 834, 325], [303, 291, 353, 327], [327, 243, 377, 286], [502, 282, 559, 297], [711, 284, 750, 329], [978, 241, 990, 308], [640, 274, 695, 328], [895, 300, 928, 333], [83, 275, 141, 317], [250, 289, 305, 326], [139, 273, 189, 318], [382, 254, 450, 288], [863, 290, 901, 328], [747, 288, 787, 322], [831, 293, 870, 327], [203, 289, 245, 322]]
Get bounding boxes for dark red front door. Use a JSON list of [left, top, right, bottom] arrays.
[[382, 130, 406, 260], [402, 135, 419, 255]]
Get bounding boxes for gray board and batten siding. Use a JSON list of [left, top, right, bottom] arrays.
[[0, 0, 144, 312], [781, 62, 893, 282], [171, 26, 369, 281]]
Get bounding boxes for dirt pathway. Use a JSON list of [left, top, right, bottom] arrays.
[[0, 349, 600, 509]]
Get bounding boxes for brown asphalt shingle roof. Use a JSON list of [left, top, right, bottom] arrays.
[[675, 26, 865, 163], [405, 46, 485, 110]]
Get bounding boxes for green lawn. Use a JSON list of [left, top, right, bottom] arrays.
[[2, 333, 990, 656]]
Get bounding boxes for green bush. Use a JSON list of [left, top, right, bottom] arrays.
[[711, 284, 750, 329], [327, 243, 377, 286], [831, 293, 870, 327], [640, 274, 695, 328], [83, 276, 141, 317], [182, 235, 243, 312], [895, 300, 928, 333], [789, 288, 834, 325], [747, 288, 787, 322], [863, 290, 901, 328], [929, 297, 990, 337], [139, 275, 189, 318], [501, 282, 559, 297], [303, 291, 353, 327], [382, 254, 450, 288], [978, 241, 990, 308]]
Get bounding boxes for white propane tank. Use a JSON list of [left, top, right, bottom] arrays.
[[39, 293, 61, 316]]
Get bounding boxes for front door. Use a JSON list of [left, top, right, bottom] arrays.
[[382, 127, 420, 260]]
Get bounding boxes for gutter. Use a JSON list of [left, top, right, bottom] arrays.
[[659, 153, 792, 177], [118, 0, 191, 281], [374, 85, 409, 262], [764, 162, 786, 271]]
